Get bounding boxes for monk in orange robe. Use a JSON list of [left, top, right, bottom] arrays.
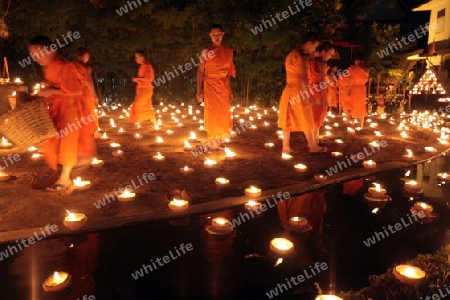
[[347, 57, 369, 128], [29, 36, 96, 191], [72, 47, 99, 137], [326, 66, 339, 111], [196, 24, 236, 149], [127, 51, 156, 125], [308, 42, 335, 144], [278, 33, 323, 154], [336, 70, 351, 116]]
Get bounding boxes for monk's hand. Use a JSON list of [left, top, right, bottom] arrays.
[[196, 92, 204, 103]]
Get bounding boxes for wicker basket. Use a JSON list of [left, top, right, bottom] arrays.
[[0, 98, 57, 148]]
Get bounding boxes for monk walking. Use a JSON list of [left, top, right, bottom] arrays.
[[73, 47, 100, 137], [29, 36, 96, 191], [196, 24, 236, 149], [347, 57, 369, 128], [278, 33, 323, 154], [337, 68, 351, 116], [308, 42, 336, 146], [326, 66, 339, 113], [128, 51, 156, 125]]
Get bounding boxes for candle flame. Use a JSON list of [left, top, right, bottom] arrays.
[[189, 131, 197, 140], [172, 198, 187, 206], [406, 149, 413, 157], [274, 258, 283, 267], [373, 183, 381, 192], [65, 210, 76, 221]]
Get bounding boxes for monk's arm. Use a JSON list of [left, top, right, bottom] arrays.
[[196, 61, 205, 101], [319, 62, 328, 103]]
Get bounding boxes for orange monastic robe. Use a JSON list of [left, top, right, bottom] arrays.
[[40, 55, 96, 170], [203, 44, 236, 140], [337, 74, 351, 112], [326, 73, 338, 108], [278, 49, 314, 132], [72, 61, 98, 128], [308, 58, 327, 128], [347, 65, 369, 118], [128, 64, 156, 123]]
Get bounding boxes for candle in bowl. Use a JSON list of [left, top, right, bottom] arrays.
[[281, 153, 293, 160], [0, 137, 12, 149], [63, 210, 87, 230], [188, 131, 197, 143], [110, 142, 121, 148], [264, 142, 275, 148], [437, 172, 449, 181], [404, 180, 421, 193], [112, 149, 124, 157], [100, 132, 109, 140], [294, 164, 308, 173], [90, 157, 104, 168], [118, 127, 126, 134], [134, 133, 143, 140], [168, 198, 189, 212], [289, 217, 308, 229], [180, 166, 194, 175], [166, 129, 174, 135], [152, 152, 165, 161], [245, 186, 262, 198], [314, 174, 328, 182], [31, 153, 43, 160], [424, 146, 437, 153], [42, 271, 72, 292], [0, 171, 10, 182], [184, 141, 195, 151], [413, 202, 433, 214], [27, 146, 38, 152], [392, 265, 426, 285], [402, 149, 415, 161], [211, 217, 232, 230], [315, 296, 343, 300], [215, 177, 230, 187], [331, 152, 343, 157], [224, 147, 236, 159], [72, 177, 91, 190], [204, 158, 217, 167], [363, 160, 377, 169], [118, 189, 136, 201], [270, 238, 294, 255], [245, 200, 262, 211], [368, 183, 386, 198], [155, 136, 164, 144]]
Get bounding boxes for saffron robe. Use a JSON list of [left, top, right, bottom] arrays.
[[337, 74, 351, 112], [308, 58, 327, 128], [73, 61, 99, 128], [40, 55, 96, 170], [278, 49, 315, 132], [128, 63, 156, 123], [348, 65, 369, 118], [326, 73, 338, 108], [202, 44, 236, 140]]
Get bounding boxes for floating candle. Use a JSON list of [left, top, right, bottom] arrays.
[[294, 164, 308, 172], [42, 271, 71, 292], [368, 183, 386, 197], [215, 177, 230, 187], [314, 174, 328, 182], [245, 200, 262, 211], [289, 217, 308, 229], [404, 180, 421, 193], [270, 238, 294, 255], [245, 186, 262, 198], [63, 210, 87, 230], [412, 202, 433, 214], [152, 152, 165, 161], [91, 157, 104, 168], [363, 160, 377, 169], [211, 217, 231, 231], [168, 198, 189, 212]]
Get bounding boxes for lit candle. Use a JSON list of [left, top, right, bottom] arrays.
[[437, 172, 449, 181], [112, 149, 124, 157], [204, 158, 217, 167], [180, 166, 194, 175], [184, 140, 195, 151], [118, 127, 126, 134], [289, 216, 308, 229], [315, 296, 343, 300], [72, 177, 91, 190], [331, 152, 343, 157], [294, 164, 308, 173], [224, 147, 236, 159], [0, 171, 10, 182], [281, 153, 293, 160], [270, 238, 294, 255], [424, 146, 437, 153], [392, 265, 426, 285], [314, 174, 328, 182], [42, 271, 72, 292], [27, 146, 37, 152], [211, 217, 232, 231], [402, 149, 415, 161], [31, 153, 43, 160], [91, 157, 104, 168], [363, 160, 377, 169], [166, 129, 174, 135], [368, 183, 386, 197], [335, 139, 344, 144], [110, 142, 121, 148], [0, 137, 12, 148], [63, 210, 87, 230], [152, 152, 165, 161], [188, 131, 197, 143], [134, 133, 143, 140], [264, 142, 275, 148], [412, 202, 433, 214], [215, 177, 230, 187], [245, 186, 262, 198], [155, 136, 164, 144], [404, 180, 421, 193], [118, 189, 136, 201], [245, 200, 262, 211], [100, 132, 109, 140], [168, 198, 189, 212], [14, 78, 22, 83]]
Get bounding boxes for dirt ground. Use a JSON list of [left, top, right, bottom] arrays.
[[0, 104, 447, 243]]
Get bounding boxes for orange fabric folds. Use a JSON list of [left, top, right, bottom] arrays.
[[128, 64, 156, 123], [203, 45, 236, 140], [40, 55, 96, 170], [348, 65, 369, 118], [73, 62, 98, 128]]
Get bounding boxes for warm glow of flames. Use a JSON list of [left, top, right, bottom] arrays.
[[204, 158, 217, 165], [294, 164, 307, 170], [189, 131, 197, 140], [271, 238, 293, 251], [406, 149, 413, 157], [224, 147, 236, 158], [155, 136, 163, 143], [172, 198, 187, 207], [215, 177, 229, 184], [65, 210, 76, 221], [373, 183, 381, 192], [247, 186, 261, 193]]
